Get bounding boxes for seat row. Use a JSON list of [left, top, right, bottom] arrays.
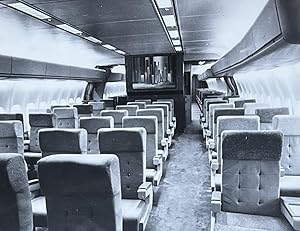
[[0, 97, 177, 231], [197, 88, 300, 231]]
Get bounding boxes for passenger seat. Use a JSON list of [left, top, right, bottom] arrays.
[[116, 105, 139, 116], [73, 104, 93, 117], [255, 107, 289, 130], [100, 110, 128, 128], [52, 107, 79, 128]]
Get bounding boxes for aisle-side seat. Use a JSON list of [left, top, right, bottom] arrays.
[[0, 153, 33, 231], [52, 107, 79, 128], [157, 99, 176, 130], [244, 102, 268, 115], [0, 113, 25, 137], [233, 98, 256, 108], [80, 116, 114, 154], [88, 101, 105, 116], [222, 95, 239, 101], [38, 154, 123, 231], [116, 105, 139, 116], [32, 128, 88, 228], [211, 130, 296, 231], [273, 115, 300, 197], [255, 107, 289, 130], [73, 104, 93, 117], [137, 109, 168, 160], [135, 99, 152, 105], [123, 116, 163, 186], [100, 99, 115, 110], [50, 105, 70, 111], [100, 110, 128, 128], [127, 102, 146, 109], [98, 128, 153, 231], [154, 100, 176, 134]]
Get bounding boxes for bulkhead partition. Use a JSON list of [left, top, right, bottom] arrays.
[[0, 78, 87, 131]]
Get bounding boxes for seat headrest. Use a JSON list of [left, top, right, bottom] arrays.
[[73, 104, 93, 114], [28, 108, 51, 113], [0, 153, 28, 192], [0, 121, 23, 138], [234, 99, 256, 108], [29, 113, 56, 127], [207, 100, 228, 109], [222, 130, 283, 161], [50, 105, 70, 111], [38, 154, 121, 196], [116, 105, 138, 115], [146, 104, 169, 116], [123, 116, 157, 134], [153, 101, 172, 110], [214, 108, 245, 123], [209, 103, 234, 114], [39, 128, 87, 155], [223, 95, 239, 101], [53, 107, 78, 119], [135, 99, 152, 105], [272, 115, 300, 136], [98, 128, 146, 152], [137, 109, 164, 123], [100, 110, 128, 123], [0, 113, 24, 125], [80, 116, 114, 133], [255, 107, 289, 123], [217, 116, 260, 135], [243, 103, 267, 115], [127, 102, 146, 109], [88, 102, 105, 110]]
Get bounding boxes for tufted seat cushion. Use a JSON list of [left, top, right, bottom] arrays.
[[0, 121, 24, 154], [37, 154, 122, 231], [255, 107, 289, 130], [88, 102, 105, 116], [80, 116, 114, 154], [116, 105, 139, 116], [53, 107, 79, 128], [73, 104, 93, 117], [100, 110, 128, 128], [221, 130, 283, 216], [244, 103, 268, 115], [0, 153, 33, 231], [39, 128, 87, 157], [234, 98, 256, 108]]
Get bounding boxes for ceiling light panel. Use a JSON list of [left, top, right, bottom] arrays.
[[115, 50, 126, 55], [169, 30, 179, 38], [172, 40, 180, 46], [57, 24, 82, 35], [8, 3, 51, 20], [102, 44, 117, 50], [156, 0, 172, 8], [162, 15, 176, 27], [85, 36, 102, 44], [174, 46, 182, 51]]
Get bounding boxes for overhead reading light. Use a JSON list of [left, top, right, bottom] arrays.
[[85, 36, 102, 44], [162, 15, 176, 27], [198, 61, 206, 65], [102, 44, 117, 50], [115, 50, 126, 55], [169, 30, 179, 38], [156, 0, 172, 8], [174, 46, 182, 52], [8, 3, 51, 20], [172, 40, 180, 46], [57, 24, 82, 35]]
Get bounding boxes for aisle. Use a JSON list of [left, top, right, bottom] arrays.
[[146, 103, 211, 231]]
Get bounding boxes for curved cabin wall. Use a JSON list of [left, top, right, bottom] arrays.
[[206, 78, 228, 93], [0, 78, 87, 131], [234, 62, 300, 115]]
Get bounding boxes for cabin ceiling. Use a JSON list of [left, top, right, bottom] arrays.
[[1, 0, 268, 63]]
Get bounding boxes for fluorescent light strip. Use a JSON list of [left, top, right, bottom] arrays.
[[169, 30, 179, 38], [156, 0, 172, 8], [57, 24, 82, 35], [174, 46, 182, 52], [85, 36, 102, 44], [162, 15, 176, 27], [9, 3, 51, 20], [172, 40, 180, 46], [102, 44, 117, 50], [115, 50, 126, 55]]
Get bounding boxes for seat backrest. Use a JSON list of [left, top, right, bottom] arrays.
[[50, 105, 70, 111], [0, 153, 33, 231], [88, 102, 105, 116], [234, 98, 256, 108], [0, 113, 24, 131], [272, 115, 300, 176], [223, 95, 239, 101], [221, 130, 282, 216], [29, 113, 56, 152], [137, 109, 164, 145], [39, 128, 87, 157], [243, 102, 268, 115], [203, 98, 222, 121], [73, 104, 93, 117], [154, 101, 173, 119], [116, 105, 138, 116], [53, 107, 79, 128], [216, 116, 259, 163], [80, 116, 114, 154], [255, 107, 289, 130], [206, 100, 228, 124], [127, 102, 146, 109], [38, 154, 122, 231], [98, 128, 146, 199], [123, 116, 158, 168], [208, 103, 233, 134], [100, 99, 115, 110], [146, 104, 169, 133], [135, 99, 152, 105], [100, 110, 128, 128], [0, 121, 24, 154]]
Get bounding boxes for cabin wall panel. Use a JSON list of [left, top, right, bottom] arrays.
[[206, 78, 228, 93], [234, 62, 300, 115]]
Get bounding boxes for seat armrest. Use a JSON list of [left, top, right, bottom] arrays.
[[280, 167, 285, 177], [211, 191, 222, 213], [166, 129, 172, 135], [161, 138, 168, 147], [29, 179, 41, 198], [211, 159, 219, 172], [172, 117, 176, 123], [211, 151, 217, 159], [153, 154, 163, 166], [208, 140, 215, 150], [203, 123, 208, 128], [24, 131, 30, 140], [137, 182, 153, 201], [206, 130, 212, 137], [201, 117, 205, 122]]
